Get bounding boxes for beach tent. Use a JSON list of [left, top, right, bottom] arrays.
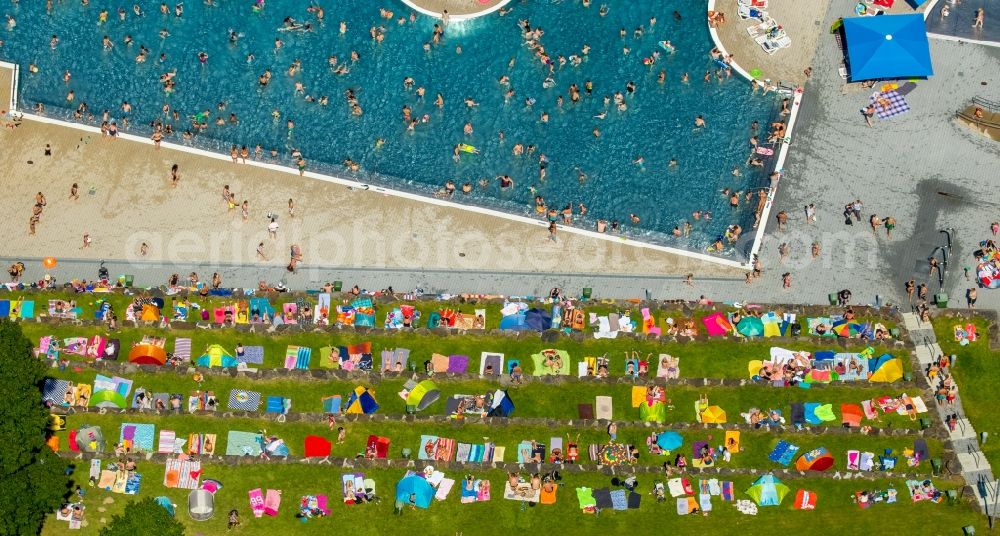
[[396, 475, 435, 509], [487, 389, 515, 417], [196, 344, 238, 368], [656, 431, 684, 452], [736, 317, 765, 337], [404, 380, 440, 412], [155, 496, 176, 517], [75, 426, 105, 453], [795, 447, 835, 472], [843, 14, 933, 81], [345, 386, 379, 414], [746, 474, 791, 506], [128, 344, 167, 366], [188, 489, 215, 521], [869, 357, 903, 383]]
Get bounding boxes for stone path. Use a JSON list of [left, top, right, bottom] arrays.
[[902, 311, 996, 512]]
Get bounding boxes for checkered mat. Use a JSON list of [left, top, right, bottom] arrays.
[[868, 90, 910, 119], [227, 389, 261, 411]]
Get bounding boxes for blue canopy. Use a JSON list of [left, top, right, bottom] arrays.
[[396, 475, 435, 509], [656, 431, 683, 451], [844, 14, 933, 81]]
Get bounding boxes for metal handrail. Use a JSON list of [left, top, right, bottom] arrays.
[[973, 96, 1000, 113]]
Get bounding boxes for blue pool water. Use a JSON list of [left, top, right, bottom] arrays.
[[0, 0, 780, 255]]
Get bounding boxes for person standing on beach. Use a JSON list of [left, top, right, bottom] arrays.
[[80, 233, 91, 249], [170, 164, 180, 187], [548, 221, 557, 242], [69, 183, 79, 200], [883, 216, 895, 239], [287, 198, 295, 218], [905, 279, 915, 303]]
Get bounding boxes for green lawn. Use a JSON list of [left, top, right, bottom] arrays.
[[23, 319, 907, 381], [49, 412, 941, 474], [932, 314, 1000, 467], [47, 367, 928, 430], [43, 463, 981, 536]]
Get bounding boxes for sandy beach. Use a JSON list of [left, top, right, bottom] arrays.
[[714, 0, 832, 85], [0, 93, 741, 279]]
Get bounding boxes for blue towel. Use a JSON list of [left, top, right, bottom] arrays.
[[610, 489, 628, 510], [803, 402, 821, 425]]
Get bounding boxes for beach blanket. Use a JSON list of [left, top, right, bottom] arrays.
[[264, 489, 281, 516], [240, 345, 264, 365], [530, 349, 571, 376], [163, 458, 201, 489], [42, 379, 71, 406], [186, 433, 214, 455], [227, 389, 261, 412], [448, 354, 470, 374], [576, 487, 597, 512], [119, 423, 155, 452], [504, 481, 540, 502], [435, 478, 456, 501], [342, 473, 366, 503], [227, 431, 263, 456], [596, 396, 613, 420], [869, 90, 910, 120], [667, 478, 693, 497], [702, 312, 732, 336], [769, 440, 799, 466]]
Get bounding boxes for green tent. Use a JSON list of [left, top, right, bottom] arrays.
[[405, 380, 440, 412], [746, 474, 790, 506]]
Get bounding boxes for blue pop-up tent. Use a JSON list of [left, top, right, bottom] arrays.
[[843, 13, 933, 81], [396, 475, 435, 509]]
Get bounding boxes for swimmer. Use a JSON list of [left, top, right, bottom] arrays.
[[629, 213, 640, 225], [694, 115, 706, 128], [669, 158, 677, 167]]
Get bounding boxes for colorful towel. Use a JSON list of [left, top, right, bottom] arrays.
[[869, 90, 910, 120], [285, 346, 312, 369], [163, 458, 201, 489], [173, 338, 191, 362], [119, 423, 155, 452]]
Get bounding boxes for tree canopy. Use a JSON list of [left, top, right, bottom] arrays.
[[0, 320, 70, 534], [99, 497, 185, 536]]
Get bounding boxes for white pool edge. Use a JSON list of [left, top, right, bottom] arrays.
[[0, 61, 751, 271], [399, 0, 514, 22], [706, 0, 805, 266]]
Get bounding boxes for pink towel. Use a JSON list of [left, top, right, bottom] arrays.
[[264, 489, 281, 516], [316, 494, 329, 515], [249, 488, 264, 518]]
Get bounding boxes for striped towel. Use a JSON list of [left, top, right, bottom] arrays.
[[158, 430, 176, 454], [868, 90, 910, 119], [284, 346, 312, 369], [173, 338, 191, 362]]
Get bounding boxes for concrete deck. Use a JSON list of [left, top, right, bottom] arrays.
[[401, 0, 511, 20]]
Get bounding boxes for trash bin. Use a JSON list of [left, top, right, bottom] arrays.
[[903, 372, 913, 382], [919, 418, 932, 430], [890, 327, 900, 339], [963, 525, 975, 536], [934, 293, 948, 308], [124, 274, 134, 287], [581, 288, 593, 300], [333, 280, 343, 292], [828, 293, 838, 306], [930, 458, 942, 475]]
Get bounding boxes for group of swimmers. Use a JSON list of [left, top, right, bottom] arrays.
[[17, 1, 782, 252]]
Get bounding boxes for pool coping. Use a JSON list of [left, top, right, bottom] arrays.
[[399, 0, 514, 22], [706, 0, 806, 266], [0, 58, 755, 271]]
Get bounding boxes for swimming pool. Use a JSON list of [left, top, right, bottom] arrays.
[[0, 0, 780, 255]]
